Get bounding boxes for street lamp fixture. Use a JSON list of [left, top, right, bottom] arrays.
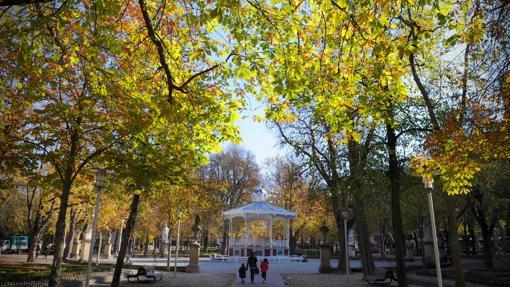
[[422, 177, 434, 189], [422, 176, 443, 287]]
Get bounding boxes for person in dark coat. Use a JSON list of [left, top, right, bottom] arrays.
[[238, 263, 247, 284], [246, 251, 258, 284]]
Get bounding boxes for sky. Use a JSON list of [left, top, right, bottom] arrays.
[[225, 96, 283, 169]]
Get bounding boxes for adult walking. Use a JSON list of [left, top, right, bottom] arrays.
[[246, 251, 258, 284]]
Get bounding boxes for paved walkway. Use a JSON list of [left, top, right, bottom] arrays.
[[201, 259, 353, 287], [231, 269, 287, 286]]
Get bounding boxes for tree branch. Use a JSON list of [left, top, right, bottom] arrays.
[[409, 53, 440, 130], [176, 53, 235, 92], [0, 0, 50, 6], [395, 127, 434, 139], [138, 0, 175, 102]]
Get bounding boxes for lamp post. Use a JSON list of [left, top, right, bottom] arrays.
[[341, 210, 350, 274], [423, 176, 443, 287], [117, 218, 125, 254], [166, 224, 172, 271], [85, 168, 107, 287], [174, 210, 182, 279]]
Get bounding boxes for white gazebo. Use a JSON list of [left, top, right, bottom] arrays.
[[223, 188, 297, 257]]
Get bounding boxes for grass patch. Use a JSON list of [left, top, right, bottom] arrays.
[[0, 263, 85, 278], [464, 268, 510, 286]]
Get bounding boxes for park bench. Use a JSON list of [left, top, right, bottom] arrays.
[[289, 255, 304, 262], [364, 268, 397, 286], [210, 254, 229, 262], [126, 266, 163, 282]]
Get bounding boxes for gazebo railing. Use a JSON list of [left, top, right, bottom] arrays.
[[229, 239, 289, 248]]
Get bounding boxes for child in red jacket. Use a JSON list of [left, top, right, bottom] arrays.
[[260, 258, 269, 283]]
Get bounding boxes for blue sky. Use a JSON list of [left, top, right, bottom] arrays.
[[226, 96, 283, 169]]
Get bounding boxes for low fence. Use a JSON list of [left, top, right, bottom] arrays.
[[465, 283, 509, 287], [409, 276, 510, 287], [409, 281, 509, 287], [0, 272, 84, 287]]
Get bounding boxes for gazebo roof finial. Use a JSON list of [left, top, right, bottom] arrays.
[[251, 188, 268, 202]]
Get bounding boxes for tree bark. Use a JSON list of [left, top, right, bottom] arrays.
[[111, 193, 140, 287], [467, 215, 477, 255], [203, 228, 209, 253], [379, 220, 386, 259], [472, 190, 498, 268], [221, 220, 228, 254], [27, 230, 41, 263], [386, 124, 408, 286], [26, 186, 54, 263], [49, 177, 74, 287], [445, 195, 466, 287], [49, 126, 80, 287], [64, 209, 76, 259], [332, 202, 347, 273], [482, 230, 493, 268], [354, 198, 375, 276], [289, 224, 296, 255], [143, 231, 149, 257]]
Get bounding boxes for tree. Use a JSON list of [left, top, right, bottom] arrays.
[[199, 144, 260, 254], [106, 98, 239, 287], [3, 0, 244, 285], [272, 106, 351, 274], [265, 155, 307, 254], [406, 1, 510, 285], [1, 2, 137, 284], [234, 0, 420, 277], [468, 160, 510, 267], [22, 173, 56, 262]]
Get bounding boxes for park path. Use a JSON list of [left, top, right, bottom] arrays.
[[231, 269, 287, 287]]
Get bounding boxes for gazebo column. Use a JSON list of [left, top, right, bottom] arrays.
[[285, 218, 290, 250], [244, 216, 248, 255], [227, 217, 232, 255], [269, 216, 273, 251]]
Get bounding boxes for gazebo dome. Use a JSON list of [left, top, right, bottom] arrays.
[[222, 201, 297, 218], [223, 188, 297, 218]]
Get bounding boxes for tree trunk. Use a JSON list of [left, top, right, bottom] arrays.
[[64, 209, 76, 259], [111, 193, 140, 287], [347, 138, 375, 277], [49, 127, 79, 287], [474, 203, 496, 268], [27, 230, 41, 263], [289, 224, 297, 255], [468, 216, 477, 255], [331, 198, 347, 273], [354, 198, 375, 276], [202, 227, 208, 252], [49, 178, 73, 287], [482, 229, 493, 268], [221, 220, 228, 254], [144, 231, 149, 257], [387, 124, 408, 286], [445, 195, 466, 287], [380, 220, 386, 259]]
